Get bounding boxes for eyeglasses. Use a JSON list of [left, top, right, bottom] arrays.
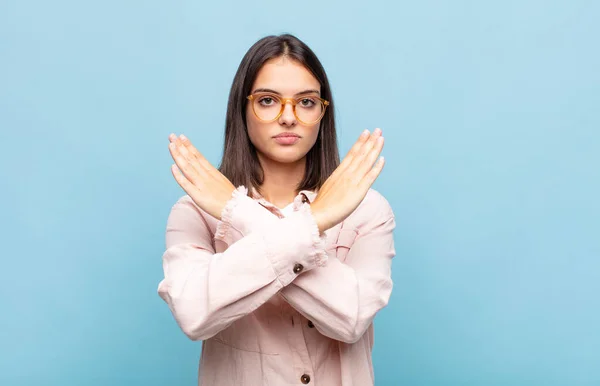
[[247, 92, 330, 125]]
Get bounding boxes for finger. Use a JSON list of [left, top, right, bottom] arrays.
[[349, 128, 382, 170], [169, 141, 201, 184], [358, 136, 384, 176], [345, 129, 370, 160], [335, 129, 370, 176], [178, 136, 227, 188], [173, 136, 208, 177], [171, 164, 200, 196], [357, 128, 382, 159], [361, 128, 382, 155], [360, 156, 385, 188], [175, 136, 194, 161], [179, 135, 211, 169]]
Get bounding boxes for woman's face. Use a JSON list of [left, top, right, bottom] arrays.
[[246, 56, 322, 165]]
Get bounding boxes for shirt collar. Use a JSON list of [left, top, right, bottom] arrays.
[[249, 186, 317, 205]]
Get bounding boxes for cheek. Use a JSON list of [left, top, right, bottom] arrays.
[[307, 124, 320, 145], [246, 110, 262, 145]]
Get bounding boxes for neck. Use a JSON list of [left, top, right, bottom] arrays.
[[257, 155, 306, 209]]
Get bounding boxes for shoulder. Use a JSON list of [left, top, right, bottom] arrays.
[[170, 194, 198, 214], [165, 195, 216, 249], [359, 188, 394, 217], [364, 188, 393, 210], [344, 188, 395, 229], [167, 194, 213, 229]]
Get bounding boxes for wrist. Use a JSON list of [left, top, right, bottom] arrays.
[[309, 207, 327, 235]]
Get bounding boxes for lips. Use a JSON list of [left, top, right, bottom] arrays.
[[273, 133, 300, 138], [273, 133, 301, 145]]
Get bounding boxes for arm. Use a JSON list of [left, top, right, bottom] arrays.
[[281, 196, 395, 344], [157, 187, 327, 341], [226, 190, 396, 344]]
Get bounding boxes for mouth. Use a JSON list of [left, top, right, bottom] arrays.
[[273, 133, 301, 145], [273, 133, 301, 139]]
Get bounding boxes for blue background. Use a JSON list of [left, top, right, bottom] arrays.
[[1, 0, 598, 385]]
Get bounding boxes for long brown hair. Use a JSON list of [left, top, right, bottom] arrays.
[[218, 34, 340, 197]]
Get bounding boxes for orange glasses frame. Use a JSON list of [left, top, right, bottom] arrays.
[[246, 93, 330, 125]]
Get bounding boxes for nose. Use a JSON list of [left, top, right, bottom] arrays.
[[278, 100, 297, 126]]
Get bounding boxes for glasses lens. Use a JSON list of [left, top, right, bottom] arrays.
[[295, 97, 325, 124], [253, 95, 281, 121]]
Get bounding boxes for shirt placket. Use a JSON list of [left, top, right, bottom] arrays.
[[257, 193, 316, 385], [282, 303, 315, 385]]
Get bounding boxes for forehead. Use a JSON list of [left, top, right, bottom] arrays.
[[252, 57, 320, 94]]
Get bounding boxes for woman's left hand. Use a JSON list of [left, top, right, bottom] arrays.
[[168, 133, 236, 220]]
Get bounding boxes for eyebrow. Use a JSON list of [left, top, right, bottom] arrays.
[[252, 88, 321, 96]]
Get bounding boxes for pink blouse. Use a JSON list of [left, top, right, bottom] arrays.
[[157, 186, 396, 385]]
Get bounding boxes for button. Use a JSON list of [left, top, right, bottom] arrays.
[[300, 193, 309, 203], [293, 263, 304, 274], [301, 374, 311, 384], [307, 320, 315, 328]]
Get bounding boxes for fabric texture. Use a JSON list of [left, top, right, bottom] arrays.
[[157, 186, 396, 386]]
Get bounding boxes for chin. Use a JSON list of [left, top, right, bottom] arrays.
[[266, 149, 307, 164]]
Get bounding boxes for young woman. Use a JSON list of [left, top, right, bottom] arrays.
[[158, 34, 396, 386]]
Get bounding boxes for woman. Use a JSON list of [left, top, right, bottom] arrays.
[[158, 34, 396, 386]]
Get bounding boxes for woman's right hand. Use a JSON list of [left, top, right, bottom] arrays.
[[310, 128, 385, 234]]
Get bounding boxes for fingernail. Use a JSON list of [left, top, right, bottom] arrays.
[[180, 134, 186, 141], [361, 129, 369, 137], [374, 128, 382, 135]]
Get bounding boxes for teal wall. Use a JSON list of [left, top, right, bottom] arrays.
[[1, 1, 598, 385]]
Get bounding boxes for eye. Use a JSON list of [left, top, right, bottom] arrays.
[[258, 95, 278, 106], [299, 98, 316, 107]]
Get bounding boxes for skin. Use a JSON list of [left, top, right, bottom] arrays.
[[245, 56, 323, 208], [167, 57, 386, 234]]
